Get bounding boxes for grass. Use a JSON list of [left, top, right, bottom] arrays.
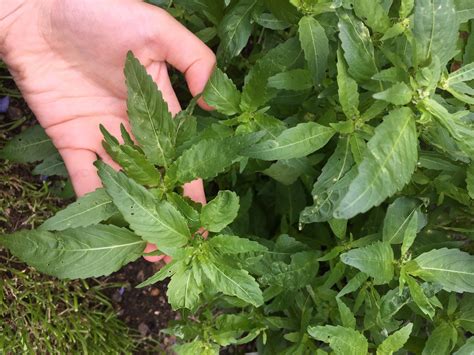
[[0, 161, 140, 354]]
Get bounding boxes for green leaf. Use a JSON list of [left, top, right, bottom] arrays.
[[174, 340, 219, 355], [255, 13, 291, 30], [217, 0, 259, 64], [201, 191, 240, 232], [401, 211, 418, 256], [263, 157, 314, 185], [459, 295, 474, 332], [137, 260, 180, 288], [340, 241, 394, 285], [240, 38, 303, 112], [422, 322, 457, 355], [447, 62, 474, 85], [298, 16, 329, 86], [40, 188, 118, 231], [413, 0, 458, 65], [97, 162, 190, 249], [423, 98, 474, 159], [353, 0, 391, 33], [383, 197, 423, 244], [243, 122, 334, 161], [300, 137, 356, 224], [168, 133, 262, 184], [201, 260, 263, 307], [454, 338, 474, 355], [0, 225, 145, 279], [406, 275, 436, 318], [337, 272, 368, 297], [308, 325, 368, 355], [167, 262, 202, 311], [0, 125, 56, 163], [336, 50, 360, 119], [32, 153, 68, 177], [100, 125, 161, 186], [455, 0, 474, 23], [334, 108, 418, 219], [125, 51, 175, 168], [203, 68, 241, 115], [260, 251, 319, 289], [400, 0, 415, 18], [377, 323, 413, 355], [336, 298, 356, 329], [208, 235, 267, 254], [373, 82, 413, 106], [338, 10, 378, 82], [267, 69, 314, 91], [410, 248, 474, 293]]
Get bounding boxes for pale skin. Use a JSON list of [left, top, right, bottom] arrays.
[[0, 0, 216, 262]]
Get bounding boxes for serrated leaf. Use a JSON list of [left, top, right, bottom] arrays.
[[201, 260, 263, 307], [260, 251, 319, 289], [455, 0, 474, 23], [300, 138, 356, 224], [267, 69, 314, 91], [401, 211, 419, 256], [32, 153, 68, 177], [353, 0, 391, 33], [410, 248, 474, 293], [263, 157, 313, 185], [454, 338, 474, 355], [243, 122, 334, 161], [40, 188, 118, 231], [168, 262, 202, 311], [240, 38, 303, 111], [422, 322, 457, 355], [337, 272, 368, 297], [137, 260, 180, 288], [203, 68, 241, 115], [208, 235, 267, 254], [413, 0, 458, 66], [174, 340, 219, 355], [338, 10, 378, 82], [373, 82, 413, 105], [168, 133, 262, 184], [336, 298, 356, 329], [125, 52, 175, 168], [336, 50, 359, 119], [217, 0, 259, 64], [447, 62, 474, 85], [423, 98, 474, 159], [308, 325, 368, 355], [334, 108, 418, 219], [97, 162, 190, 249], [0, 225, 145, 279], [383, 197, 423, 244], [298, 16, 329, 86], [201, 191, 240, 232], [406, 275, 435, 318], [340, 241, 394, 284], [0, 125, 56, 163], [377, 323, 413, 355], [101, 125, 161, 186]]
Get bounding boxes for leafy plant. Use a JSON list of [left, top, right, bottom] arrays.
[[2, 0, 474, 353]]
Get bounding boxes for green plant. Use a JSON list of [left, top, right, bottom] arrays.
[[2, 0, 474, 354], [0, 161, 138, 354]]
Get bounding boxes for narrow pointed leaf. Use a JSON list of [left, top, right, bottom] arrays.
[[97, 162, 190, 249], [308, 325, 368, 355], [0, 225, 145, 279], [203, 68, 241, 115], [334, 108, 418, 219], [377, 323, 413, 355], [243, 122, 335, 161], [40, 188, 117, 231]]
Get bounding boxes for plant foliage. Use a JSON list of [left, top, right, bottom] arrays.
[[2, 0, 474, 353]]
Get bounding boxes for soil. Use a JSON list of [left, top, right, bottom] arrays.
[[102, 260, 178, 354]]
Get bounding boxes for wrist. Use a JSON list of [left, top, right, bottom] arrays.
[[0, 1, 27, 56]]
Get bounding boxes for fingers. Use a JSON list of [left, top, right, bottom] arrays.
[[146, 61, 182, 116], [143, 243, 167, 263], [59, 148, 102, 197], [143, 4, 216, 110], [183, 178, 207, 205]]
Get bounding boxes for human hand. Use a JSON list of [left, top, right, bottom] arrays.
[[0, 0, 215, 261]]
